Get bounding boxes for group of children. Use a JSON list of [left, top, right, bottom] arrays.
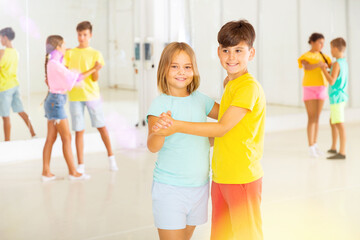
[[1, 17, 350, 239], [0, 22, 119, 181], [147, 20, 265, 240], [298, 33, 348, 160]]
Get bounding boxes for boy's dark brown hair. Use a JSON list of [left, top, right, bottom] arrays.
[[0, 27, 15, 41], [331, 37, 346, 52], [218, 19, 256, 48], [76, 21, 92, 33]]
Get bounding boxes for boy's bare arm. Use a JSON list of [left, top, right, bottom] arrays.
[[154, 106, 248, 138], [147, 115, 166, 153], [321, 62, 340, 85], [301, 60, 326, 70], [92, 71, 99, 81]]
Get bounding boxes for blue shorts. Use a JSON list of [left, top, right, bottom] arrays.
[[69, 100, 105, 132], [152, 181, 209, 230], [0, 86, 24, 117], [44, 92, 67, 120]]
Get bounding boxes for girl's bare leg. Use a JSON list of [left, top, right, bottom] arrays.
[[42, 120, 58, 177]]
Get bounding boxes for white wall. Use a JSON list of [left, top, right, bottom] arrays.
[[188, 0, 360, 108], [260, 0, 300, 106], [2, 0, 359, 109], [108, 0, 136, 90], [190, 0, 223, 100], [348, 0, 360, 108]]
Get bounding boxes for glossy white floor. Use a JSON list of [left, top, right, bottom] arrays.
[[1, 89, 360, 239]]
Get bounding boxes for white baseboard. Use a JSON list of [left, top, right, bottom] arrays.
[[1, 108, 359, 163]]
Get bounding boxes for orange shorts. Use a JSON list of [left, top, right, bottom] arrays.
[[211, 178, 263, 240]]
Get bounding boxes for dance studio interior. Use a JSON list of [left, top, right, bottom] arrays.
[[1, 0, 360, 239]]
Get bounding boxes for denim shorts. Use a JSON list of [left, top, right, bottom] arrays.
[[0, 86, 24, 117], [44, 92, 67, 120], [69, 99, 105, 132], [152, 181, 209, 230]]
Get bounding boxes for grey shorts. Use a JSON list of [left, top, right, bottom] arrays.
[[69, 99, 105, 131], [152, 181, 209, 230], [0, 86, 24, 117]]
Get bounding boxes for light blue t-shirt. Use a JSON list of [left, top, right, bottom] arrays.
[[147, 91, 215, 187], [329, 58, 348, 104]]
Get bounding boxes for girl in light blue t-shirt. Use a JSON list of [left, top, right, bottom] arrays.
[[147, 42, 219, 239]]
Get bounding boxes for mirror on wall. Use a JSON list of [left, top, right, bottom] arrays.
[[0, 0, 139, 141]]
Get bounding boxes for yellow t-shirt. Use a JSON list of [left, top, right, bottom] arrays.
[[212, 73, 266, 184], [298, 51, 331, 87], [0, 48, 19, 92], [64, 47, 105, 101]]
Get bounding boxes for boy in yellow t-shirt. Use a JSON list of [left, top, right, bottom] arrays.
[[153, 20, 265, 240], [0, 27, 35, 141], [64, 21, 118, 172]]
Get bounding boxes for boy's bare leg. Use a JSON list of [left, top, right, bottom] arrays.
[[2, 116, 11, 141], [75, 130, 85, 165], [330, 119, 338, 151], [56, 119, 80, 176], [97, 126, 113, 156], [336, 123, 346, 155], [18, 111, 36, 137]]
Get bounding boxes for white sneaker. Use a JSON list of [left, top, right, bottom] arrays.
[[69, 173, 91, 181], [41, 175, 57, 182], [109, 162, 119, 171], [77, 164, 85, 174], [314, 145, 325, 157], [109, 156, 119, 171], [309, 146, 319, 158]]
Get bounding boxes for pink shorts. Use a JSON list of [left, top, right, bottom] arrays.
[[303, 86, 327, 101]]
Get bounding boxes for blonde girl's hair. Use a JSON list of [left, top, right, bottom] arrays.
[[44, 35, 63, 83], [157, 42, 200, 95]]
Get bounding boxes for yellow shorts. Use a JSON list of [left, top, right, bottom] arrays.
[[330, 102, 346, 124]]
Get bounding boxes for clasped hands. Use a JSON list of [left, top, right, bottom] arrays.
[[152, 111, 177, 136]]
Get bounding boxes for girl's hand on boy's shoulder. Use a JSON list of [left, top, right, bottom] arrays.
[[223, 76, 230, 88]]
